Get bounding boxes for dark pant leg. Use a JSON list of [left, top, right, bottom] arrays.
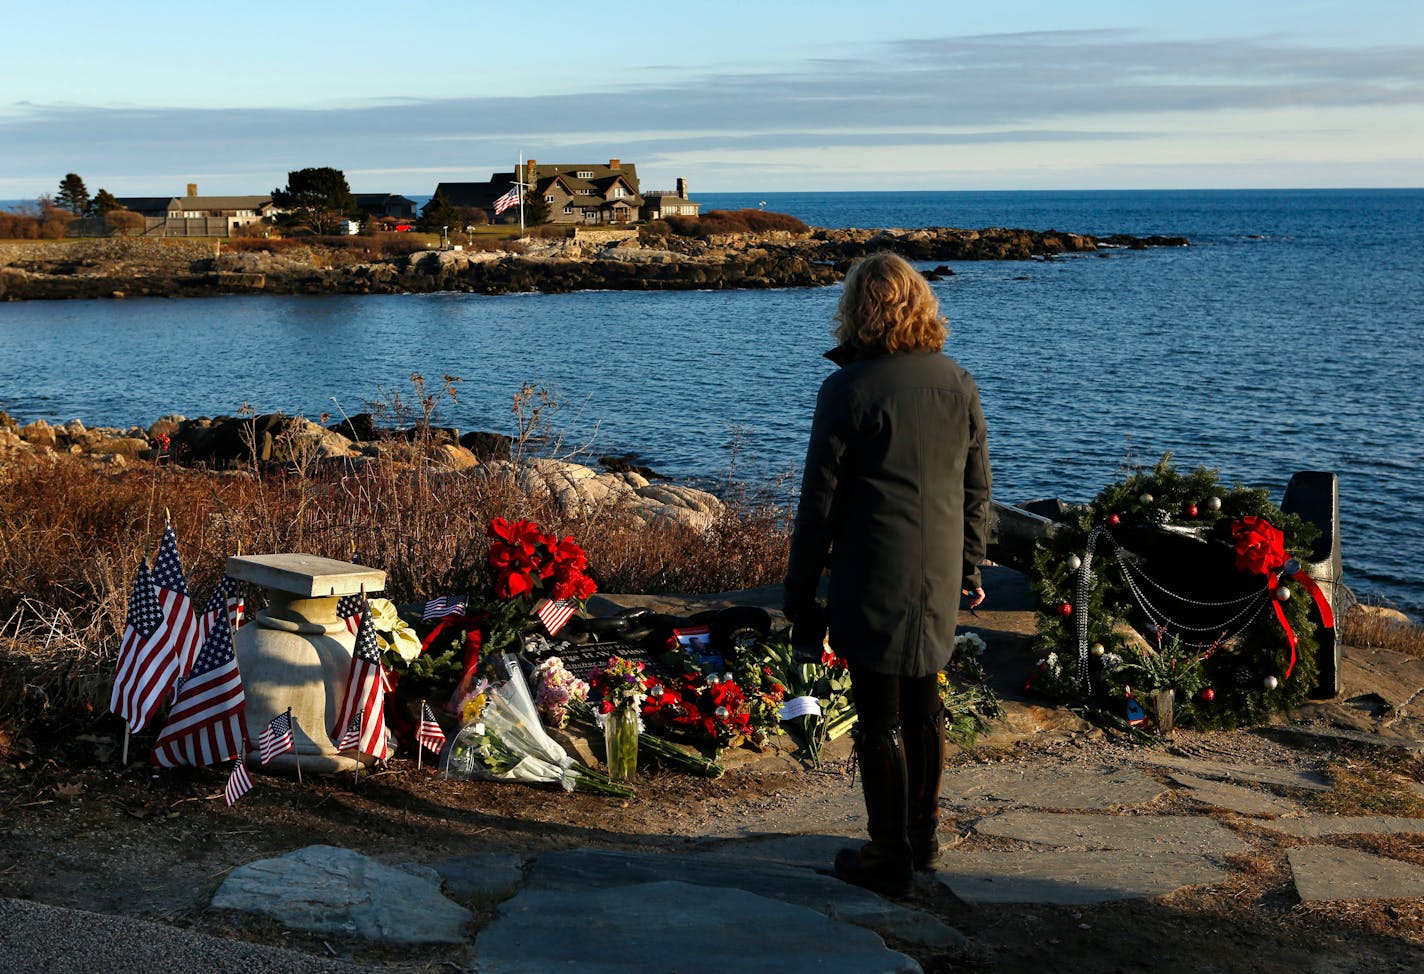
[[898, 674, 946, 869], [842, 667, 913, 893]]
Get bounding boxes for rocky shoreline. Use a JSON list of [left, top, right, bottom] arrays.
[[0, 409, 726, 533], [0, 226, 1187, 300]]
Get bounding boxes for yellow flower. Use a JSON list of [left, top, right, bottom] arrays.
[[367, 597, 422, 662], [460, 693, 488, 726]]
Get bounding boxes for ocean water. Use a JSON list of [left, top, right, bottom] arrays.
[[1, 189, 1421, 614]]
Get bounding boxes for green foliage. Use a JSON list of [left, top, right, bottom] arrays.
[[939, 635, 1004, 748], [522, 190, 550, 226], [1029, 454, 1323, 730], [89, 188, 120, 216], [55, 174, 89, 216], [272, 167, 358, 235]]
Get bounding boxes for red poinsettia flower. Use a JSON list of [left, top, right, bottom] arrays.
[[495, 568, 534, 600]]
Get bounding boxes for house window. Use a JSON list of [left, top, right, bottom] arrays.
[[564, 205, 573, 214], [545, 195, 555, 202], [612, 187, 627, 198], [576, 170, 594, 178]]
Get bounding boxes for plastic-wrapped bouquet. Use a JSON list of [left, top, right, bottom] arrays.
[[532, 656, 589, 729], [444, 656, 631, 797]]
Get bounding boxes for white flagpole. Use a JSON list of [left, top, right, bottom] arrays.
[[518, 152, 526, 238]]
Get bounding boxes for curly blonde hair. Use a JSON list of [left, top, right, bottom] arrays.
[[833, 252, 947, 353]]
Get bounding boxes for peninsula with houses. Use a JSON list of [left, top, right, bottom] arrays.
[[0, 157, 1186, 300]]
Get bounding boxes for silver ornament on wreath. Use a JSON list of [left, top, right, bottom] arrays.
[[1263, 675, 1279, 691], [1066, 554, 1082, 572], [1205, 496, 1222, 511]]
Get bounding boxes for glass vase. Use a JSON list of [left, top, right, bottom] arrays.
[[604, 704, 639, 782], [1150, 688, 1175, 735]]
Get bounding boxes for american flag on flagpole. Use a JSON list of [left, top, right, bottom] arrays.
[[416, 701, 447, 755], [336, 712, 362, 752], [258, 708, 295, 764], [150, 605, 248, 768], [110, 558, 178, 732], [153, 524, 202, 686], [330, 592, 388, 759], [537, 598, 579, 636], [422, 595, 467, 620], [224, 756, 253, 806], [336, 593, 363, 636], [493, 186, 520, 215]]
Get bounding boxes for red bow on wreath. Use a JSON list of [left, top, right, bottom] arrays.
[[1231, 516, 1335, 679]]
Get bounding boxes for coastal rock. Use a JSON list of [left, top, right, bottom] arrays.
[[19, 419, 56, 448], [431, 443, 479, 471]]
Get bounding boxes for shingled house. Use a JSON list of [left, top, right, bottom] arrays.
[[117, 184, 278, 237], [433, 159, 697, 225]]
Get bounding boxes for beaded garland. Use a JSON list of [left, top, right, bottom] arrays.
[[1030, 455, 1322, 729]]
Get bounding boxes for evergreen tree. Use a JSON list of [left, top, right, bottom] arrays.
[[272, 167, 358, 235], [90, 188, 121, 215], [55, 174, 90, 216], [522, 189, 551, 226], [418, 191, 458, 233]]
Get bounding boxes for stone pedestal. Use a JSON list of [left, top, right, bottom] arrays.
[[227, 554, 388, 774]]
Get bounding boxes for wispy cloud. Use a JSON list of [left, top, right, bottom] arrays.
[[3, 30, 1421, 193]]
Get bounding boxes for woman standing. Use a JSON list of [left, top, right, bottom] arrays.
[[783, 252, 991, 897]]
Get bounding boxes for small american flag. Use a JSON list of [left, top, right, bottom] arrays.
[[224, 756, 253, 806], [153, 525, 202, 686], [493, 186, 520, 215], [258, 708, 294, 764], [422, 595, 467, 620], [110, 558, 178, 732], [336, 713, 362, 752], [330, 592, 388, 759], [416, 701, 447, 755], [537, 598, 578, 636], [336, 592, 363, 636]]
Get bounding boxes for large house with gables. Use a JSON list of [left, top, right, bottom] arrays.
[[433, 159, 698, 226], [117, 184, 279, 237]]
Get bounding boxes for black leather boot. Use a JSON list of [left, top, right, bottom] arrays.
[[835, 725, 913, 897], [904, 703, 946, 871]]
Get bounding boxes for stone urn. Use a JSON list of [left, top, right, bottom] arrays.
[[228, 554, 388, 774]]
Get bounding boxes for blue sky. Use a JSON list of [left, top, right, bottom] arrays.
[[2, 0, 1421, 197]]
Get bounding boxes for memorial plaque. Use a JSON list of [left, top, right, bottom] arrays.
[[522, 635, 679, 680]]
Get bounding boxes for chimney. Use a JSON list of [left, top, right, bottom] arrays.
[[676, 177, 688, 200], [186, 183, 198, 197], [526, 159, 537, 183], [609, 158, 621, 170]]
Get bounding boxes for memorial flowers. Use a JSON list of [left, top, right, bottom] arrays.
[[938, 632, 1004, 747], [482, 518, 596, 653], [444, 657, 632, 797], [588, 656, 648, 782], [761, 637, 856, 767], [532, 656, 589, 729]]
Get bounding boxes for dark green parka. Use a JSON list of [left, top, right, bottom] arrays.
[[783, 347, 992, 676]]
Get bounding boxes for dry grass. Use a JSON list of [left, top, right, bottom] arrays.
[[1308, 758, 1424, 817], [1340, 601, 1424, 658], [0, 446, 792, 730]]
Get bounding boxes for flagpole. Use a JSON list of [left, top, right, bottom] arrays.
[[289, 708, 303, 785], [518, 152, 525, 238], [417, 699, 425, 771]]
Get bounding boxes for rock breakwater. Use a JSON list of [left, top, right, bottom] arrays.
[[0, 225, 1186, 301]]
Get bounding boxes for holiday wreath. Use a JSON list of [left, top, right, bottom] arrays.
[[1029, 455, 1334, 730]]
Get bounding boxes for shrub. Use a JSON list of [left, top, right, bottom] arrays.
[[658, 209, 809, 239]]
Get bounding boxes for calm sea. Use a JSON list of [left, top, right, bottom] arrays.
[[1, 189, 1421, 614]]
